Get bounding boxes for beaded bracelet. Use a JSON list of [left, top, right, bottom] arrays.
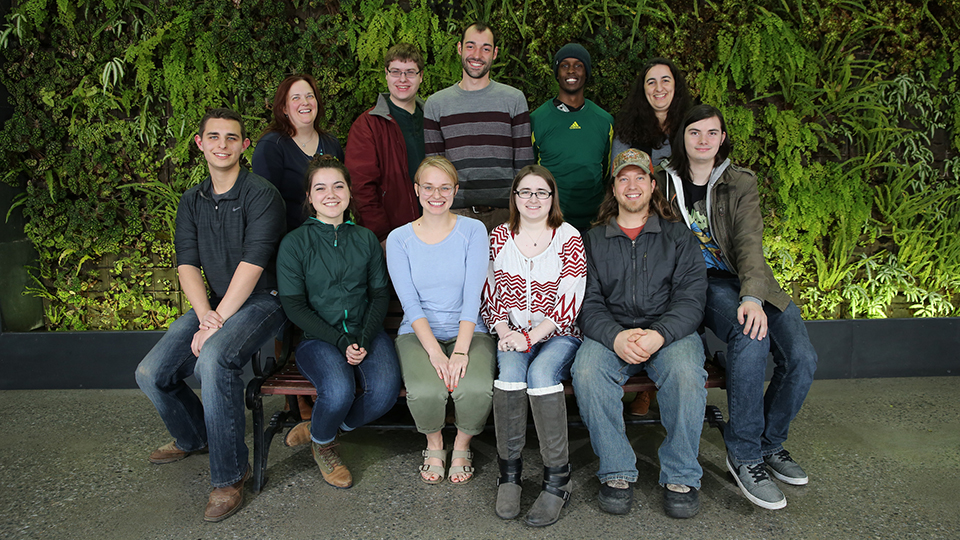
[[520, 329, 532, 353]]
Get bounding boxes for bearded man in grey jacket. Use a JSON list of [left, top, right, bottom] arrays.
[[572, 148, 708, 520]]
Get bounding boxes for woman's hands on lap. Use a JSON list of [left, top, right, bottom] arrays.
[[447, 351, 469, 390], [497, 330, 527, 353], [346, 343, 367, 365]]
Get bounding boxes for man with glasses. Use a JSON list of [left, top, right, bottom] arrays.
[[424, 22, 534, 231], [346, 43, 426, 244], [531, 43, 613, 231]]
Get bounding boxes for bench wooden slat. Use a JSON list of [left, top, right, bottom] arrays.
[[260, 358, 725, 397]]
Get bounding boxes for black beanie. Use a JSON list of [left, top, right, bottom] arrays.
[[553, 43, 591, 80]]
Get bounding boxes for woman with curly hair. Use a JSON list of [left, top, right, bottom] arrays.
[[612, 58, 691, 168]]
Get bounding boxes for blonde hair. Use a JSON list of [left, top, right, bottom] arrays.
[[414, 156, 459, 186]]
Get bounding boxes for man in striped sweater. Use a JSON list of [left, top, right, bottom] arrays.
[[423, 22, 535, 231]]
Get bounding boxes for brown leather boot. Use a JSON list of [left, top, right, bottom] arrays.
[[284, 421, 311, 447], [148, 441, 208, 464], [204, 467, 251, 522], [312, 439, 353, 489], [627, 390, 653, 416]]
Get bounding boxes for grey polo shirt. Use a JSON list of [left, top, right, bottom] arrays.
[[174, 169, 285, 299]]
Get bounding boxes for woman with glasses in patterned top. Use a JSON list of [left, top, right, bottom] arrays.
[[482, 164, 587, 527]]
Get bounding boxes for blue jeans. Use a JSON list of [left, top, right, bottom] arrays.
[[704, 276, 818, 465], [135, 293, 287, 487], [496, 335, 580, 392], [571, 333, 707, 488], [295, 331, 402, 444]]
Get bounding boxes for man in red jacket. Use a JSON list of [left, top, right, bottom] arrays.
[[345, 43, 425, 244]]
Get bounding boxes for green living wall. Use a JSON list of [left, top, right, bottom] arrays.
[[1, 0, 958, 330]]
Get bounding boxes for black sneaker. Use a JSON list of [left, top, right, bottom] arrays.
[[764, 449, 809, 485], [726, 455, 786, 510], [598, 480, 633, 515], [662, 484, 700, 519]]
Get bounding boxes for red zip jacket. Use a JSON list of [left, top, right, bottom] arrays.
[[345, 93, 423, 242]]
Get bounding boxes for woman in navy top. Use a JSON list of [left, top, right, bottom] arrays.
[[253, 74, 344, 232]]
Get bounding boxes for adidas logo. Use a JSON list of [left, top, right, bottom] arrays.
[[569, 121, 582, 130]]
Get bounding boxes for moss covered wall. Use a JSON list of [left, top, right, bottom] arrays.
[[1, 0, 958, 330]]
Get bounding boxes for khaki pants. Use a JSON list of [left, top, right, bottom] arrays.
[[395, 332, 497, 435]]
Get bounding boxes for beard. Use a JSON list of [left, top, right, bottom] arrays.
[[461, 56, 491, 79]]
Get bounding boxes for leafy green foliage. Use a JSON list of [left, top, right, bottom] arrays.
[[1, 0, 958, 329]]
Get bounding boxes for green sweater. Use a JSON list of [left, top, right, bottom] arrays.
[[531, 99, 613, 231], [276, 218, 389, 352]]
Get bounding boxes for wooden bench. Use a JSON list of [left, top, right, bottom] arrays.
[[245, 300, 727, 493]]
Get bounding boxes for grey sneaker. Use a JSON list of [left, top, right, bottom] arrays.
[[764, 449, 808, 485], [726, 455, 786, 510]]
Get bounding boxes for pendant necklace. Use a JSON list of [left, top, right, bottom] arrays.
[[525, 227, 548, 247]]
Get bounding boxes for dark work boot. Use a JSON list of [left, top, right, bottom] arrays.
[[493, 386, 528, 519], [525, 391, 572, 527]]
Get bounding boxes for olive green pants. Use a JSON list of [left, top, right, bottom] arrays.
[[395, 332, 496, 436]]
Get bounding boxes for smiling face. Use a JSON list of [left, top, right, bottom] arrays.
[[556, 57, 587, 96], [282, 79, 318, 132], [308, 168, 350, 225], [458, 26, 498, 81], [644, 63, 675, 121], [683, 115, 726, 166], [514, 174, 553, 223], [194, 118, 250, 174], [386, 59, 422, 106], [613, 165, 655, 216], [415, 166, 458, 215]]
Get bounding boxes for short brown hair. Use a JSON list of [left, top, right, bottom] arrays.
[[198, 108, 246, 140], [461, 22, 495, 46], [384, 43, 425, 73], [414, 156, 458, 186], [507, 165, 564, 234]]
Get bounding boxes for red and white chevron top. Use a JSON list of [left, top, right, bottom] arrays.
[[481, 222, 587, 341]]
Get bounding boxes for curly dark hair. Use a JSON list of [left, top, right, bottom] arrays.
[[613, 58, 691, 151]]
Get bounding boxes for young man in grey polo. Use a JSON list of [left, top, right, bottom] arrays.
[[136, 108, 286, 523]]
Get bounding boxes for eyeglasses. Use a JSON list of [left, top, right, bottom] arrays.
[[417, 184, 455, 196], [387, 69, 421, 79], [514, 189, 553, 200]]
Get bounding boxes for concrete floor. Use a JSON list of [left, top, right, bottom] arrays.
[[0, 377, 957, 540]]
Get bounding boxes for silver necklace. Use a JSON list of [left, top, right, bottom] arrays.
[[295, 131, 316, 150], [524, 227, 548, 247]]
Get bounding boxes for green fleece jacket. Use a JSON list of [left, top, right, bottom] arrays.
[[276, 217, 389, 352]]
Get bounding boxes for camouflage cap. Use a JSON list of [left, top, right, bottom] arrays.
[[612, 148, 654, 177]]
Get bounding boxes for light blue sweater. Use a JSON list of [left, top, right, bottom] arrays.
[[386, 216, 489, 340]]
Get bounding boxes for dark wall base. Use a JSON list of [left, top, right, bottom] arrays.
[[1, 318, 958, 390], [0, 331, 272, 390]]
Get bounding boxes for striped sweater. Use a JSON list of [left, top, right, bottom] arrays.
[[482, 222, 586, 341], [424, 81, 534, 208]]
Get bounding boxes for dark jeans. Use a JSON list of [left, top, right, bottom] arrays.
[[705, 276, 818, 465], [136, 293, 287, 487], [295, 331, 402, 444]]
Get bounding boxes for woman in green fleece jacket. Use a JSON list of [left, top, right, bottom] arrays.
[[276, 156, 402, 489]]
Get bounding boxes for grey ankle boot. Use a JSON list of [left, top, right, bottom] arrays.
[[525, 391, 571, 527], [493, 386, 528, 519]]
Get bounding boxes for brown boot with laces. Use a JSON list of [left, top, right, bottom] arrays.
[[312, 439, 353, 489]]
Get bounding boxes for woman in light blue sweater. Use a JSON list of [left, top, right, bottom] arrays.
[[386, 156, 496, 485]]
